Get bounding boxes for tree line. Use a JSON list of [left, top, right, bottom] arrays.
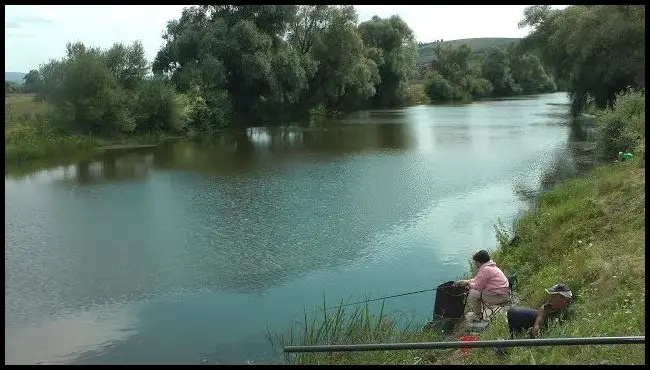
[[17, 6, 420, 136], [420, 43, 557, 103], [519, 5, 645, 157], [518, 5, 645, 116], [10, 5, 645, 141]]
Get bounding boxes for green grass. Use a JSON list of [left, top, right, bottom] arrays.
[[273, 159, 645, 365], [5, 94, 97, 163], [268, 298, 462, 365], [5, 93, 52, 127], [461, 159, 645, 365], [5, 94, 172, 164]]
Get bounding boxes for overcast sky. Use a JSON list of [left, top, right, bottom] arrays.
[[5, 5, 568, 73]]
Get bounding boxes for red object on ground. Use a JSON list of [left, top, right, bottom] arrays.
[[459, 335, 480, 355]]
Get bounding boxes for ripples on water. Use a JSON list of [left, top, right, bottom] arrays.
[[6, 92, 597, 364]]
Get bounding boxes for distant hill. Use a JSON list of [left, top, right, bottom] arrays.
[[418, 37, 521, 64], [5, 72, 26, 83]]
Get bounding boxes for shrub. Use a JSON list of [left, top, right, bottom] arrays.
[[596, 89, 645, 157], [424, 70, 454, 102]]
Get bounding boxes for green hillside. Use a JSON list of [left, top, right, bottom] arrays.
[[418, 37, 521, 64], [5, 72, 26, 83]]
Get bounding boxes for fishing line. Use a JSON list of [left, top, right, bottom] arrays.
[[266, 284, 469, 345], [298, 284, 468, 318]]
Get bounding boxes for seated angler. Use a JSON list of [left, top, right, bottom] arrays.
[[454, 250, 510, 321], [507, 283, 574, 338]]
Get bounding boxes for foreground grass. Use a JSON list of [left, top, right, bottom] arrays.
[[274, 159, 645, 365], [268, 300, 461, 365], [5, 94, 172, 164]]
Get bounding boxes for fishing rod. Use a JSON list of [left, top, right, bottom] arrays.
[[301, 283, 467, 317], [320, 288, 435, 311]]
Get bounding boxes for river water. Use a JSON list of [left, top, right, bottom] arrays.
[[5, 92, 595, 364]]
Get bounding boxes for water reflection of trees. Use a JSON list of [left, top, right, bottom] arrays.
[[151, 125, 412, 174], [6, 123, 430, 297], [147, 131, 435, 294], [6, 115, 416, 183], [431, 108, 471, 145], [514, 118, 600, 207], [65, 149, 155, 184]]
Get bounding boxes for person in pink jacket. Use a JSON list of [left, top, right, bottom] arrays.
[[454, 249, 509, 321]]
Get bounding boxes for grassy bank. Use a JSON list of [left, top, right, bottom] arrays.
[[458, 158, 645, 365], [269, 300, 455, 365], [5, 94, 173, 164], [6, 83, 432, 165], [275, 158, 645, 365]]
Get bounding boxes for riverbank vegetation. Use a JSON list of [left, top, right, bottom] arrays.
[[10, 6, 641, 164], [269, 301, 449, 365], [6, 5, 645, 165], [461, 160, 645, 365], [419, 43, 557, 103], [4, 90, 171, 164], [518, 5, 645, 116], [7, 6, 428, 163], [273, 4, 645, 365], [5, 94, 94, 163], [594, 89, 645, 158]]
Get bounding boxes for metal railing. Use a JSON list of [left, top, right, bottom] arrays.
[[284, 336, 645, 353]]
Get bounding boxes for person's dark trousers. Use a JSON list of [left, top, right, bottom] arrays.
[[507, 307, 537, 339], [493, 306, 537, 356]]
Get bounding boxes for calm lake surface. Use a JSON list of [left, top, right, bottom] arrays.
[[5, 92, 596, 364]]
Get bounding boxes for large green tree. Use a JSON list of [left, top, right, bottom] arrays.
[[358, 15, 418, 108], [519, 5, 645, 115], [153, 5, 308, 127], [482, 47, 520, 97], [509, 53, 555, 95], [33, 41, 183, 136], [39, 42, 134, 135], [288, 6, 380, 113], [103, 41, 148, 92], [22, 70, 41, 94], [426, 44, 492, 102], [153, 5, 390, 124]]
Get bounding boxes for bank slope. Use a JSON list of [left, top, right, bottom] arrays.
[[457, 159, 645, 365], [286, 160, 645, 365]]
